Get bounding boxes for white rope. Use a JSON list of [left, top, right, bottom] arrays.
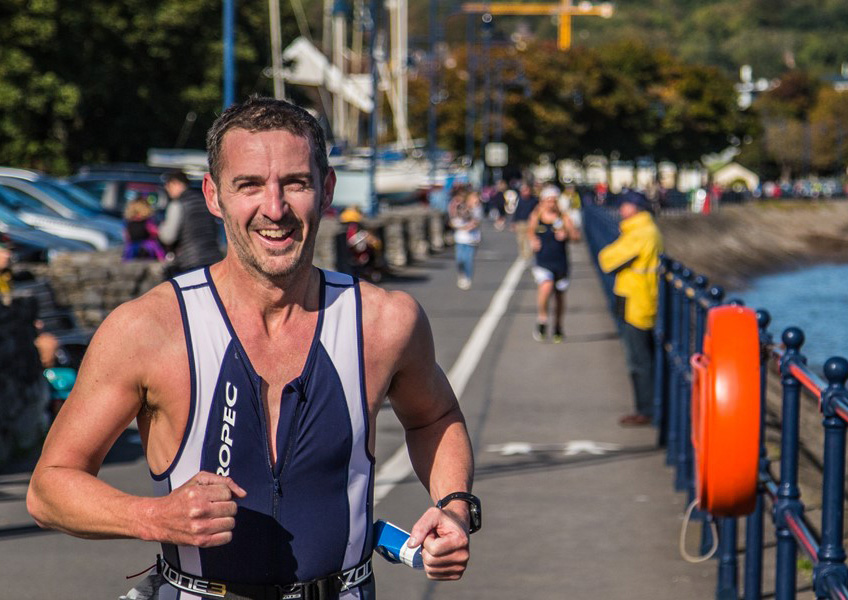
[[679, 498, 719, 563]]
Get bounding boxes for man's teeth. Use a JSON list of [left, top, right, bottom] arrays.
[[259, 229, 290, 239]]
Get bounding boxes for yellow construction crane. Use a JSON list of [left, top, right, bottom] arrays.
[[460, 1, 614, 50]]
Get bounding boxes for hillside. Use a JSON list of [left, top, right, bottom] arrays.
[[411, 0, 848, 80]]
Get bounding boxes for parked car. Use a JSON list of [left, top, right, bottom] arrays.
[[0, 184, 110, 250], [0, 169, 124, 243], [69, 165, 172, 217], [0, 201, 94, 261]]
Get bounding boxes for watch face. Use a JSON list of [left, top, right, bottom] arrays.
[[438, 492, 481, 533], [469, 503, 481, 534]]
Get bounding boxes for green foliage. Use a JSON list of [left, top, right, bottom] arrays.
[[0, 0, 301, 172], [2, 0, 846, 178], [810, 88, 848, 173], [0, 0, 78, 171], [574, 0, 848, 79], [408, 37, 748, 169]]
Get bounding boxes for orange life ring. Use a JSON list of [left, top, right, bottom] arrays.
[[689, 305, 761, 516]]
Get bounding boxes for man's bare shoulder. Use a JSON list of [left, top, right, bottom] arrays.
[[90, 281, 182, 356], [359, 281, 423, 346]]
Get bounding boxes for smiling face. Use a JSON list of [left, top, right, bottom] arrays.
[[203, 128, 335, 284]]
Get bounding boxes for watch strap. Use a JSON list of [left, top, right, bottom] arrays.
[[436, 492, 481, 534]]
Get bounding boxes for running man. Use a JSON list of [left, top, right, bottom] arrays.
[[528, 185, 581, 343], [27, 96, 478, 599]]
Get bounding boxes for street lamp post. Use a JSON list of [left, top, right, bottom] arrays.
[[269, 0, 285, 100], [480, 14, 493, 185], [223, 0, 236, 109], [465, 14, 476, 164], [427, 0, 441, 186], [369, 0, 381, 216]]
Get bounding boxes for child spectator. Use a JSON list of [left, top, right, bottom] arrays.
[[122, 198, 165, 261]]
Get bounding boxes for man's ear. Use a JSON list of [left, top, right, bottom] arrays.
[[320, 167, 337, 213], [203, 174, 223, 218]]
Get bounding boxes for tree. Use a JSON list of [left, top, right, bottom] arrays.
[[809, 88, 848, 174], [752, 70, 821, 179], [0, 0, 80, 172], [0, 0, 302, 172], [405, 36, 749, 174], [654, 63, 747, 163]]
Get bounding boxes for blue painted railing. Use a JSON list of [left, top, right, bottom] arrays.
[[582, 201, 848, 600]]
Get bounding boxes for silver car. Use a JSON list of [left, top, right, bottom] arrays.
[[0, 182, 110, 250]]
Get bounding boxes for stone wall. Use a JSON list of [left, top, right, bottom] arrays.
[[23, 250, 166, 329], [0, 298, 51, 465], [660, 200, 848, 291]]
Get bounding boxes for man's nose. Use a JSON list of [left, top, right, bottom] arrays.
[[262, 185, 290, 221]]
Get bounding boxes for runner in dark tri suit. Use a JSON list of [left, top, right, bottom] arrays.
[[27, 97, 478, 600], [528, 185, 581, 343]]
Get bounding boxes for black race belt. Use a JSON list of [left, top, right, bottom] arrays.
[[157, 555, 372, 600]]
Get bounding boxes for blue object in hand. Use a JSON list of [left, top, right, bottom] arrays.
[[373, 520, 424, 569]]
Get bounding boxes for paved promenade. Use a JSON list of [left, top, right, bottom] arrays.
[[0, 219, 717, 599]]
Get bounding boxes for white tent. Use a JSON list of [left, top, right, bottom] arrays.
[[713, 162, 759, 191]]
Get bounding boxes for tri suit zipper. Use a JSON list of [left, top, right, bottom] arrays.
[[271, 384, 305, 516]]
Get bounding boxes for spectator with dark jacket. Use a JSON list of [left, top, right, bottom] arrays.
[[159, 170, 223, 276], [511, 181, 538, 260]]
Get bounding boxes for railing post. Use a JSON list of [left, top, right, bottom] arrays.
[[675, 268, 693, 491], [743, 309, 772, 600], [813, 357, 848, 599], [717, 518, 739, 600], [654, 256, 670, 445], [691, 276, 714, 555], [690, 275, 708, 492], [666, 261, 683, 467], [708, 286, 725, 310], [660, 256, 676, 449], [775, 327, 806, 600]]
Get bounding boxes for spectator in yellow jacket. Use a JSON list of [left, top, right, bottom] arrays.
[[598, 190, 663, 426]]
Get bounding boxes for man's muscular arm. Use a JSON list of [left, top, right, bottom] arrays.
[[26, 286, 245, 546], [366, 286, 474, 580]]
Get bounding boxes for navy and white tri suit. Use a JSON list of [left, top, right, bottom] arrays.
[[532, 218, 570, 292], [149, 267, 375, 599]]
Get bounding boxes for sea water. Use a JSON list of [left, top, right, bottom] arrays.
[[735, 263, 848, 371]]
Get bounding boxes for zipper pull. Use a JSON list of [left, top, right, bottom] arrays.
[[274, 478, 283, 497]]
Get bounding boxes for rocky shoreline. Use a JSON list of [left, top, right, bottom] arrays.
[[658, 199, 848, 291]]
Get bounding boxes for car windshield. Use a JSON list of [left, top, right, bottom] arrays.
[[0, 183, 63, 217], [0, 192, 31, 226], [51, 180, 105, 213], [27, 179, 98, 217]]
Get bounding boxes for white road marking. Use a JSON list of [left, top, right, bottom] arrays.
[[486, 440, 621, 456], [373, 257, 527, 505], [484, 440, 623, 457]]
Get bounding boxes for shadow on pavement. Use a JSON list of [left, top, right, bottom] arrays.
[[380, 270, 432, 285], [0, 428, 144, 477], [377, 445, 662, 491], [472, 444, 662, 482], [0, 523, 52, 539]]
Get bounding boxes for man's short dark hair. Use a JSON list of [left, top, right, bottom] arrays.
[[206, 96, 329, 186], [162, 170, 190, 186]]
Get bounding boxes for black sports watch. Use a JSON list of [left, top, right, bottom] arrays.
[[436, 492, 482, 534]]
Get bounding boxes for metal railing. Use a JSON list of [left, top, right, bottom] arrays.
[[582, 203, 848, 600]]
